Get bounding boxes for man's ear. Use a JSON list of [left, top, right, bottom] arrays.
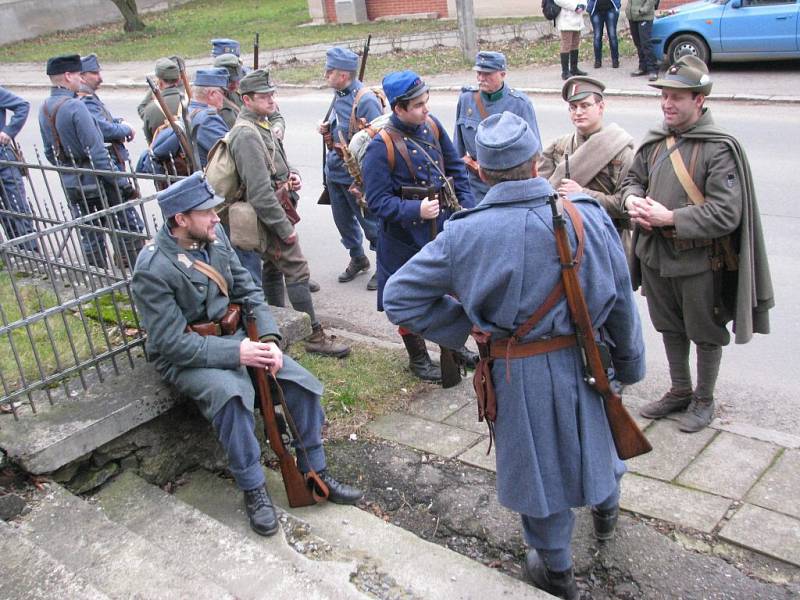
[[478, 165, 487, 184]]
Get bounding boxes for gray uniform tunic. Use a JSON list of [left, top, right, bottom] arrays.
[[131, 224, 322, 421]]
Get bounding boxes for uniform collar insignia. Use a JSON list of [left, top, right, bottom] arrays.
[[177, 253, 193, 269]]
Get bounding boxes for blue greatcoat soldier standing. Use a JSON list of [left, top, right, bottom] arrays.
[[383, 112, 646, 599], [318, 47, 383, 290], [362, 70, 477, 381], [454, 51, 542, 203], [131, 173, 363, 537], [0, 86, 38, 251], [38, 54, 143, 269]]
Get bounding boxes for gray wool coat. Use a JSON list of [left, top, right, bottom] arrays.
[[131, 224, 322, 421], [383, 177, 646, 518]]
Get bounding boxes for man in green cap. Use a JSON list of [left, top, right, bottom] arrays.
[[213, 53, 247, 130], [137, 57, 185, 144], [228, 69, 349, 357], [539, 75, 635, 254], [622, 56, 774, 433]]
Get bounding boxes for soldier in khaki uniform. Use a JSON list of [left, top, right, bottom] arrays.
[[622, 56, 773, 432], [138, 58, 185, 144], [213, 53, 246, 130], [538, 76, 634, 254], [229, 69, 348, 357]]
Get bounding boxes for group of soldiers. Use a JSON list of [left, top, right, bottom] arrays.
[[0, 39, 774, 599]]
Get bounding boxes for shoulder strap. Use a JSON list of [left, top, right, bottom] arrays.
[[426, 116, 440, 142], [377, 128, 396, 171], [472, 91, 489, 120], [233, 119, 276, 176], [511, 198, 586, 341], [666, 136, 705, 205], [192, 258, 229, 297], [348, 87, 371, 137], [42, 97, 71, 161]]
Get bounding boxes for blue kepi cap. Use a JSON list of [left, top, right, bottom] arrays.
[[80, 53, 101, 73], [382, 70, 428, 107], [325, 47, 359, 71], [473, 51, 507, 72], [211, 38, 240, 57], [192, 67, 229, 88], [158, 173, 224, 219], [476, 111, 541, 171]]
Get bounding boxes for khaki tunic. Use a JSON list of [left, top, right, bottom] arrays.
[[139, 86, 185, 144]]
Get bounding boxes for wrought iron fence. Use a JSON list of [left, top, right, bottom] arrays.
[[0, 155, 178, 418]]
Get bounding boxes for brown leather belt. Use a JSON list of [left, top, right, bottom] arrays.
[[185, 304, 241, 337], [489, 335, 577, 359]]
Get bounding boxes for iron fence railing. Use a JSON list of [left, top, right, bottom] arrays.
[[0, 156, 176, 418]]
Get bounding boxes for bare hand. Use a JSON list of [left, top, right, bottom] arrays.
[[288, 172, 302, 191], [121, 122, 136, 141], [284, 231, 298, 245], [240, 339, 284, 375], [628, 196, 674, 228], [317, 121, 330, 135], [557, 178, 582, 196], [420, 197, 440, 220], [0, 131, 12, 145]]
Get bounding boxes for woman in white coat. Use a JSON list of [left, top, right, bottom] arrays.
[[555, 0, 588, 80]]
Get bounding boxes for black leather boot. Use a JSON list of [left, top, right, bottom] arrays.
[[560, 52, 570, 80], [315, 470, 364, 505], [401, 333, 441, 382], [452, 346, 479, 370], [243, 486, 278, 536], [569, 50, 587, 76], [524, 550, 578, 600], [592, 504, 619, 541]]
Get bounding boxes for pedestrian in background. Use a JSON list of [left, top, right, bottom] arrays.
[[555, 0, 588, 80], [587, 0, 621, 69], [627, 0, 659, 80]]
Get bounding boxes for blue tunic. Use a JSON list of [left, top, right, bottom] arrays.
[[362, 113, 476, 310], [146, 100, 229, 169], [383, 177, 645, 517], [454, 84, 541, 202], [325, 80, 383, 184], [80, 92, 134, 168], [38, 86, 118, 190], [0, 86, 36, 246]]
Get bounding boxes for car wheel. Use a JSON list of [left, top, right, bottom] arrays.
[[666, 33, 710, 65]]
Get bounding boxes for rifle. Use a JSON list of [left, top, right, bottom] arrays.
[[171, 55, 192, 101], [146, 76, 198, 173], [565, 152, 570, 180], [337, 130, 367, 215], [548, 196, 652, 460], [253, 33, 260, 70], [243, 301, 329, 507], [318, 35, 372, 205]]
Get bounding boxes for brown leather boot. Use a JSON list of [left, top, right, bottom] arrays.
[[304, 325, 350, 358]]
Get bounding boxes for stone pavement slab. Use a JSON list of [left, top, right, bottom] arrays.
[[457, 441, 496, 472], [407, 379, 472, 422], [620, 473, 732, 533], [626, 419, 716, 482], [746, 449, 800, 519], [367, 413, 483, 458], [720, 504, 800, 568], [677, 432, 779, 499], [444, 404, 488, 435]]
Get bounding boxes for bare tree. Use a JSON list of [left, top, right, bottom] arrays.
[[109, 0, 146, 32]]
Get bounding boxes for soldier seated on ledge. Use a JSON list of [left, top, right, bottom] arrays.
[[131, 173, 363, 536]]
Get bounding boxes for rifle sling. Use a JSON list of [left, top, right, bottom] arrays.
[[42, 97, 71, 162], [665, 136, 705, 206], [472, 91, 489, 120]]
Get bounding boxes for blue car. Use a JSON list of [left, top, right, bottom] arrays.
[[651, 0, 800, 65]]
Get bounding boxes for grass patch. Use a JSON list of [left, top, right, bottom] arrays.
[[82, 290, 138, 328], [0, 271, 110, 393], [0, 0, 536, 63], [290, 342, 426, 438]]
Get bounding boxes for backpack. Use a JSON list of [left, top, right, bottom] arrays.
[[542, 0, 561, 22], [204, 120, 267, 201]]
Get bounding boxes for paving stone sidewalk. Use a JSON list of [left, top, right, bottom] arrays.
[[366, 379, 800, 568]]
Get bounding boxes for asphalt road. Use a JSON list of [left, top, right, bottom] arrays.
[[11, 88, 800, 435]]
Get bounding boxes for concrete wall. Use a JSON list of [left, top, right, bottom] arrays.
[[0, 0, 193, 45]]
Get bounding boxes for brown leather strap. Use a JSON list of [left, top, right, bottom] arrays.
[[666, 136, 705, 206], [472, 91, 488, 120], [378, 128, 396, 171], [378, 117, 443, 178], [348, 87, 371, 137], [490, 335, 577, 359], [43, 97, 70, 162], [192, 259, 229, 297], [384, 127, 417, 180]]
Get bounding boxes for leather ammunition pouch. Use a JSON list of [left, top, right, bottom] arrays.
[[185, 303, 241, 337], [276, 181, 301, 225]]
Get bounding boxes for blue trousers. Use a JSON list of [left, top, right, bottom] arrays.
[[0, 151, 37, 250], [329, 181, 377, 258], [211, 380, 327, 491], [521, 476, 622, 571], [590, 9, 619, 63]]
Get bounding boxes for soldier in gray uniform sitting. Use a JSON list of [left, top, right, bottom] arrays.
[[131, 173, 363, 537]]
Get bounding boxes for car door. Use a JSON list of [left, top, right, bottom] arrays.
[[719, 0, 798, 53]]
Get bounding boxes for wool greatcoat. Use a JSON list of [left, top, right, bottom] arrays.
[[383, 177, 646, 518], [131, 223, 322, 421]]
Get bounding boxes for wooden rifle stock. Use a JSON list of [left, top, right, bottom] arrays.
[[243, 302, 320, 507], [548, 196, 652, 460], [254, 33, 260, 70], [146, 76, 197, 173]]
